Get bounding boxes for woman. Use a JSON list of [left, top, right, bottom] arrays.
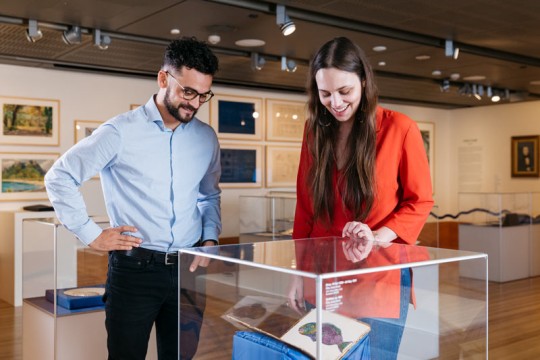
[[289, 37, 434, 359]]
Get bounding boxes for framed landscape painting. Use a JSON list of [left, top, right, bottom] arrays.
[[0, 152, 58, 201], [0, 96, 60, 146]]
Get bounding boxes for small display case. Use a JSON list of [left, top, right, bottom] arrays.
[[21, 217, 110, 360], [238, 195, 296, 243], [457, 192, 540, 281], [180, 238, 488, 359]]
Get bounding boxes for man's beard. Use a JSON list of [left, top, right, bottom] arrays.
[[164, 87, 198, 123]]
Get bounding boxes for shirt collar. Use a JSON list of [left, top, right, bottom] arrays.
[[143, 95, 194, 131]]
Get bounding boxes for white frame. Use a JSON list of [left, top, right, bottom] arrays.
[[74, 120, 103, 143], [219, 143, 263, 188], [266, 145, 301, 188], [210, 94, 263, 140]]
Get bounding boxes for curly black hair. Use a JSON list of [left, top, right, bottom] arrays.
[[162, 36, 219, 75]]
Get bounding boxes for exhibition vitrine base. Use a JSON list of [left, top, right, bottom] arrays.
[[21, 218, 158, 360], [180, 237, 488, 360]]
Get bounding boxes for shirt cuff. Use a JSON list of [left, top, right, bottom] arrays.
[[75, 220, 103, 246], [202, 227, 220, 244]]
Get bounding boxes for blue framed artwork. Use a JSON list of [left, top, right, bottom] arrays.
[[219, 143, 262, 188], [210, 95, 263, 140]]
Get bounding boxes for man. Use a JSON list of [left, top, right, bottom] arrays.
[[45, 37, 221, 360]]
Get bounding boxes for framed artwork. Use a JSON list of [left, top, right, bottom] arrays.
[[219, 143, 263, 188], [0, 152, 58, 201], [0, 96, 60, 146], [417, 122, 435, 190], [266, 99, 307, 142], [74, 120, 103, 143], [511, 135, 539, 177], [210, 94, 263, 140], [266, 145, 301, 188]]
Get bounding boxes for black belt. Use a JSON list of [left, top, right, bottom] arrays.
[[114, 247, 180, 265]]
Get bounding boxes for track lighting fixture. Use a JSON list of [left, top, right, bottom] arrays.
[[445, 39, 459, 59], [93, 29, 111, 50], [281, 56, 297, 72], [25, 19, 42, 43], [276, 5, 296, 36], [62, 25, 82, 45], [251, 52, 265, 71]]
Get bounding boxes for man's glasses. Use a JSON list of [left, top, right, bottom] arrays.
[[165, 71, 214, 104]]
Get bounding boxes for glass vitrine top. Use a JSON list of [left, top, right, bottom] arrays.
[[180, 237, 486, 279]]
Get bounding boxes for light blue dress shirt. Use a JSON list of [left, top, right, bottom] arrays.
[[45, 96, 222, 251]]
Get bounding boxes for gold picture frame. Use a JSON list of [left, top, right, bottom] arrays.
[[0, 96, 60, 146], [265, 99, 306, 142], [74, 120, 103, 143], [511, 135, 539, 177], [210, 94, 263, 140], [219, 143, 263, 188], [0, 152, 59, 201], [266, 145, 301, 188]]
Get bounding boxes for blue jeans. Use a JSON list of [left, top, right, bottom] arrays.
[[359, 268, 411, 360], [104, 252, 206, 360]]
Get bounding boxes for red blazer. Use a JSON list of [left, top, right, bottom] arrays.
[[293, 106, 434, 318]]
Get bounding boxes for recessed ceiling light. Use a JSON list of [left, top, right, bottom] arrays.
[[530, 80, 540, 85], [373, 45, 387, 52], [235, 39, 265, 47], [463, 75, 486, 81], [450, 73, 460, 80], [432, 70, 442, 76], [415, 55, 430, 60], [378, 61, 386, 66], [170, 28, 180, 35]]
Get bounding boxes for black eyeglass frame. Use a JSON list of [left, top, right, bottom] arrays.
[[165, 71, 214, 104]]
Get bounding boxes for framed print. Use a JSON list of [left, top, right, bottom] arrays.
[[219, 143, 263, 188], [511, 135, 539, 177], [0, 152, 58, 201], [0, 96, 60, 146], [210, 95, 263, 140], [266, 99, 307, 142], [417, 122, 435, 190], [74, 120, 103, 143], [266, 145, 301, 188]]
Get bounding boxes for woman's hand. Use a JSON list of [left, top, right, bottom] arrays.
[[286, 275, 306, 315], [341, 221, 375, 262]]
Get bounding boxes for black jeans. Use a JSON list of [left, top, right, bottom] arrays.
[[105, 251, 206, 360]]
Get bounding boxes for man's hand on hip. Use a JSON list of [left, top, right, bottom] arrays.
[[89, 225, 142, 251]]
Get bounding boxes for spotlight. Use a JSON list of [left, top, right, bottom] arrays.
[[440, 79, 450, 92], [208, 34, 221, 45], [445, 39, 459, 59], [276, 5, 296, 36], [281, 56, 297, 72], [25, 19, 43, 43], [93, 29, 111, 50], [251, 52, 265, 71], [62, 25, 82, 45]]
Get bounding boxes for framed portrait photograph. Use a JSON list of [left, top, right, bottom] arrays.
[[74, 120, 103, 143], [266, 145, 301, 188], [210, 95, 263, 140], [0, 96, 60, 146], [511, 135, 539, 177], [219, 143, 263, 188], [0, 152, 58, 201], [417, 122, 435, 191], [266, 99, 307, 142]]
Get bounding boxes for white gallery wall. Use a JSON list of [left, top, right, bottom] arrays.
[[2, 63, 540, 236]]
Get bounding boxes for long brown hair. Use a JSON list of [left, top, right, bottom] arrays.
[[305, 37, 378, 224]]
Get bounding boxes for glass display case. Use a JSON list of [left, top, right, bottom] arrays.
[[238, 195, 296, 243], [21, 217, 159, 360], [457, 192, 539, 281], [179, 238, 488, 359]]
